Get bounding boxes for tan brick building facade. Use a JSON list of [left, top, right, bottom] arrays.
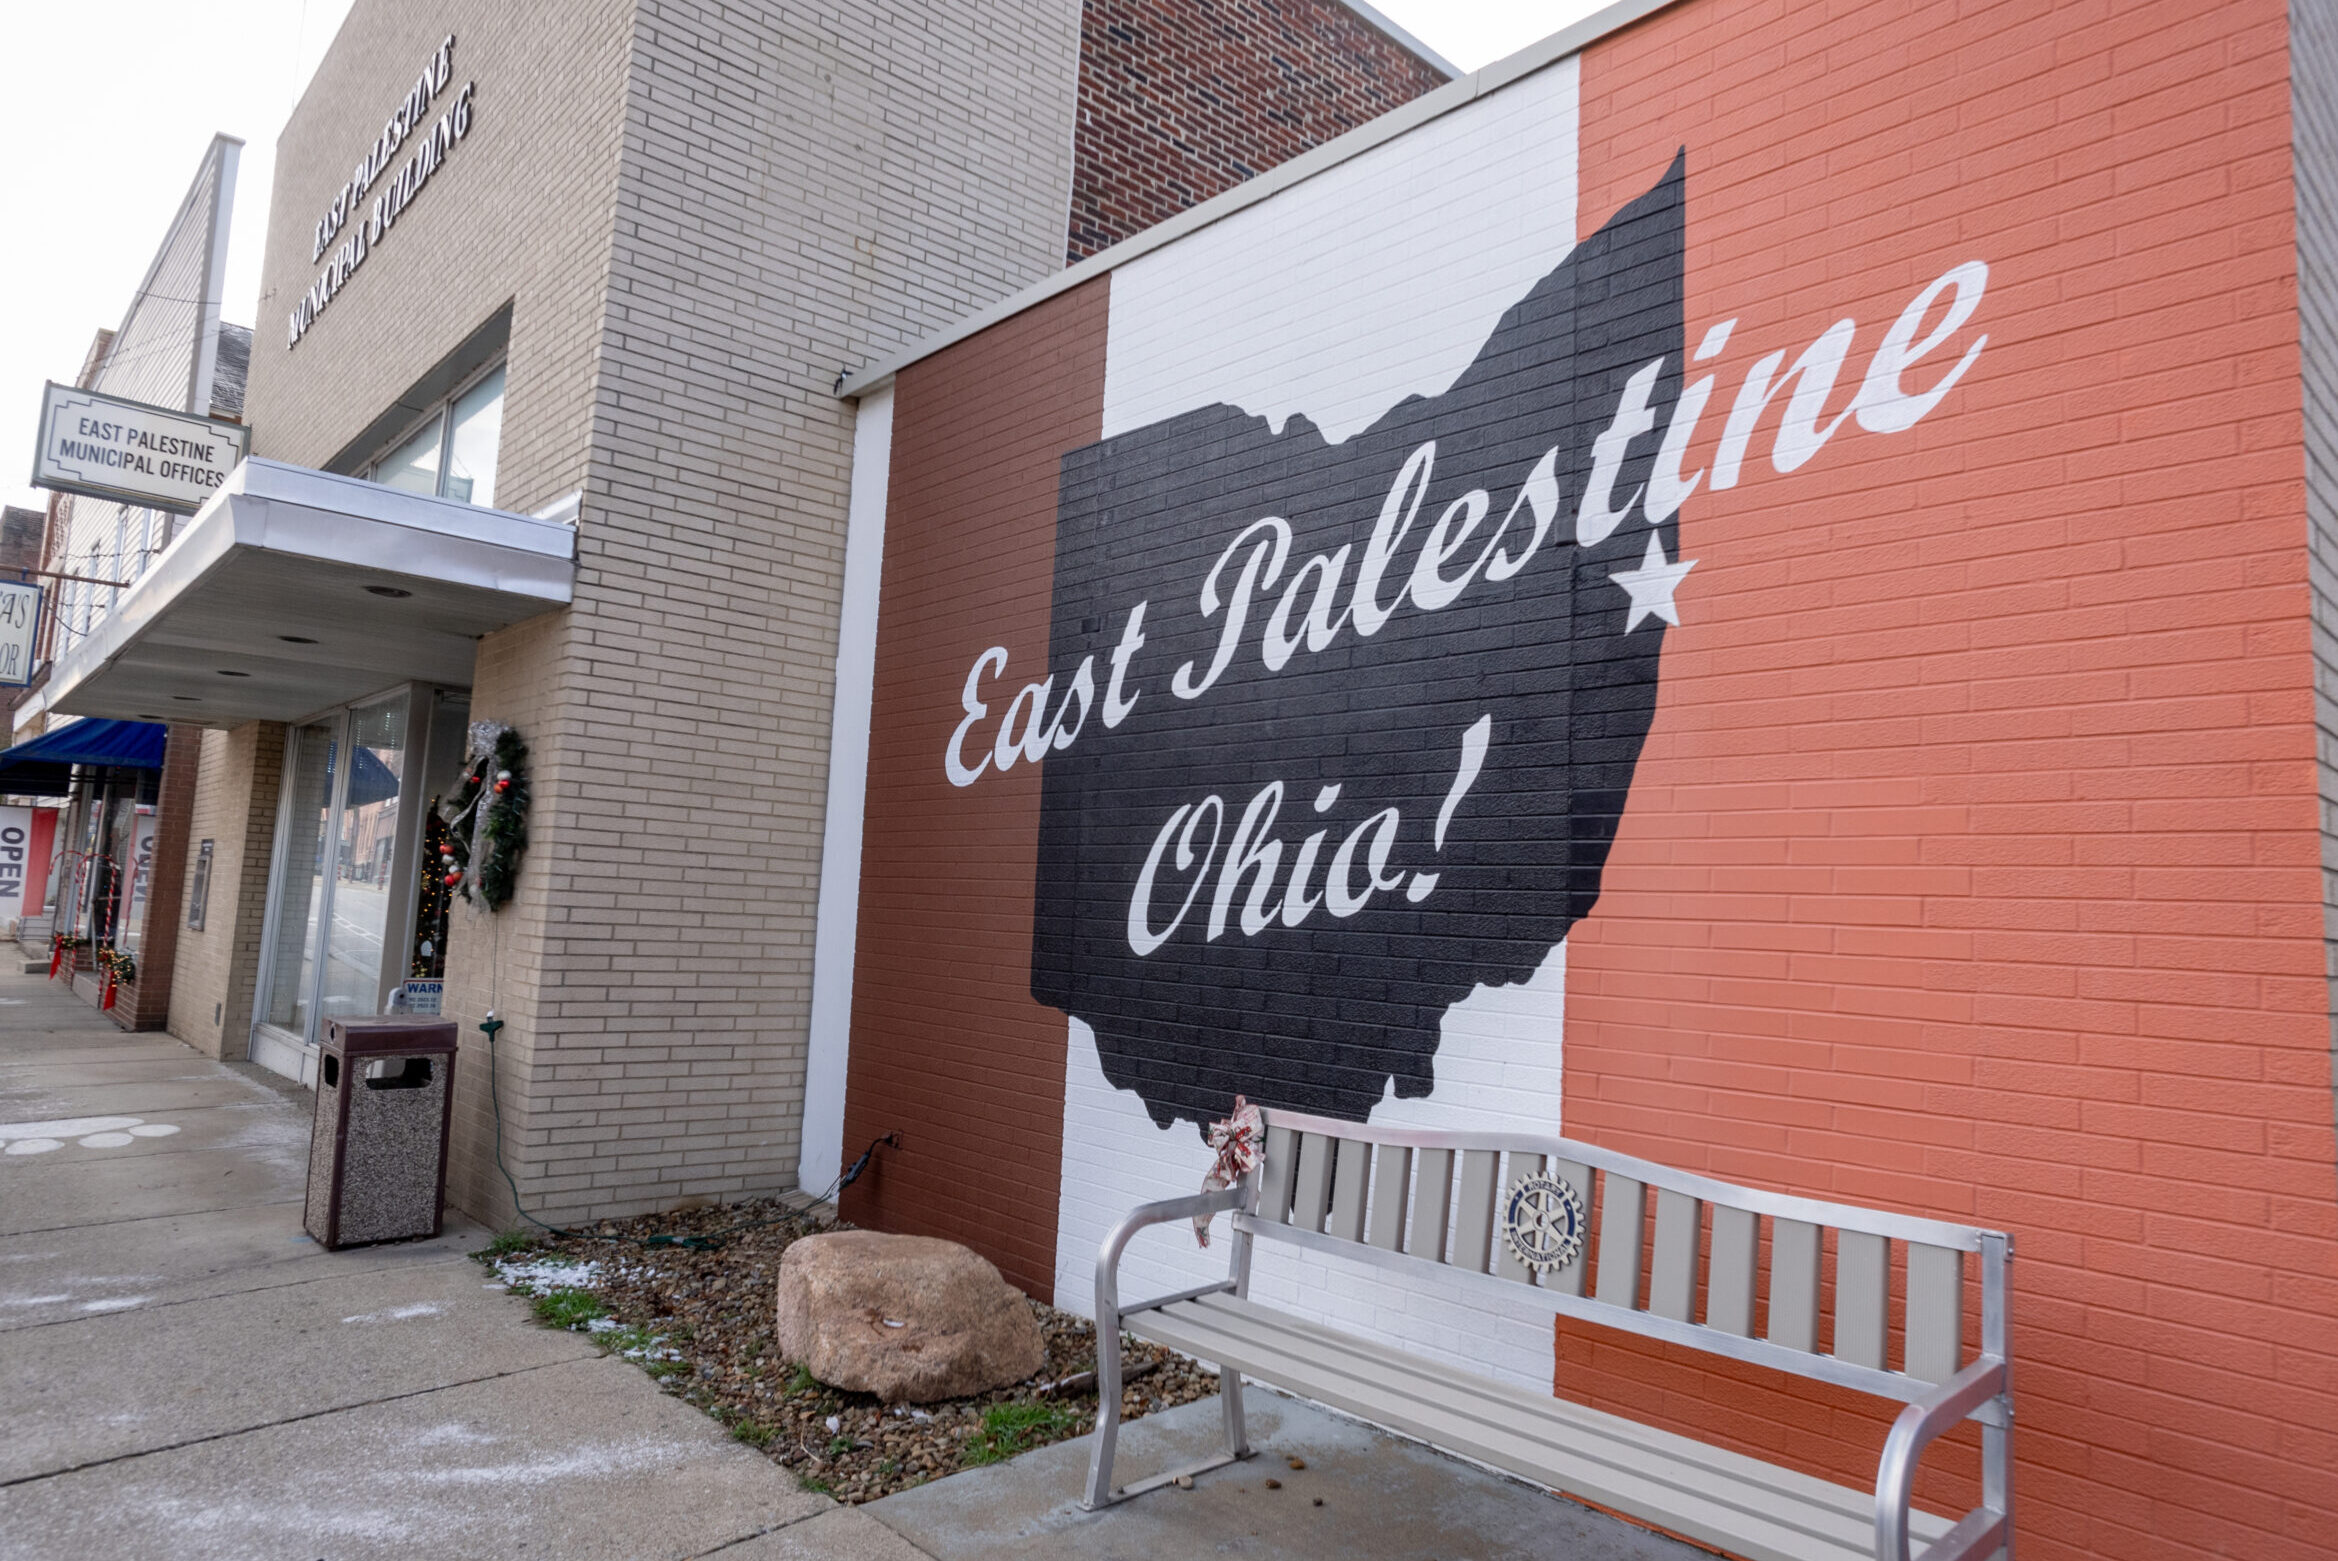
[[86, 0, 1448, 1230]]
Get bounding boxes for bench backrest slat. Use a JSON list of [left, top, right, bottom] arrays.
[[1367, 1144, 1408, 1250], [1328, 1136, 1371, 1243], [1768, 1217, 1822, 1353], [1649, 1188, 1702, 1323], [1595, 1173, 1645, 1309], [1490, 1152, 1543, 1285], [1239, 1108, 2007, 1404], [1707, 1204, 1758, 1337], [1292, 1131, 1336, 1234], [1546, 1156, 1593, 1298], [1408, 1147, 1455, 1262], [1906, 1243, 1966, 1383], [1836, 1230, 1891, 1370], [1258, 1124, 1299, 1225], [1453, 1149, 1500, 1272]]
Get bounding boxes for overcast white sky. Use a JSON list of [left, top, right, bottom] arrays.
[[0, 0, 1608, 513]]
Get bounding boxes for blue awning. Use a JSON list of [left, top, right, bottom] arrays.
[[0, 719, 169, 782]]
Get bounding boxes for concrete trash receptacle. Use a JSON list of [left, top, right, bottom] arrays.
[[304, 1017, 459, 1250]]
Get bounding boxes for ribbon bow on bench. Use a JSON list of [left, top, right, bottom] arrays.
[[1195, 1096, 1263, 1247]]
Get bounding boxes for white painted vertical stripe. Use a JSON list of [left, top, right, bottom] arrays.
[[1101, 56, 1580, 445], [799, 386, 894, 1201], [1052, 48, 1587, 1390]]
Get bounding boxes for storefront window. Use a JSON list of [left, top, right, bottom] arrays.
[[251, 686, 466, 1081], [262, 722, 338, 1036], [366, 362, 504, 508], [316, 697, 408, 1023]]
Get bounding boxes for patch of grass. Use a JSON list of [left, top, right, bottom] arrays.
[[473, 1228, 538, 1263], [963, 1402, 1078, 1466], [797, 1474, 834, 1495], [530, 1287, 609, 1331], [786, 1364, 820, 1395], [731, 1419, 779, 1449], [827, 1435, 855, 1458]]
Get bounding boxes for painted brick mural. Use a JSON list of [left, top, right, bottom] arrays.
[[825, 2, 2338, 1557]]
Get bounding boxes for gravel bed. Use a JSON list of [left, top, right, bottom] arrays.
[[478, 1199, 1217, 1503]]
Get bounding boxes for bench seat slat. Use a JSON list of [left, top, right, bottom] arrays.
[[1144, 1292, 1908, 1531], [1130, 1294, 1956, 1561]]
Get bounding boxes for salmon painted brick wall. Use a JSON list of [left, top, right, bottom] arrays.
[[1565, 2, 2338, 1558]]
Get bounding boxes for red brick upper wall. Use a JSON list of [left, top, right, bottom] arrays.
[[1068, 0, 1449, 262]]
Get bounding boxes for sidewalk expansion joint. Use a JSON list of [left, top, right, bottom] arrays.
[[0, 1252, 482, 1335], [0, 1197, 305, 1241], [0, 1358, 580, 1491]]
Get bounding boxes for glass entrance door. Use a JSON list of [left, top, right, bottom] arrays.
[[250, 686, 449, 1085]]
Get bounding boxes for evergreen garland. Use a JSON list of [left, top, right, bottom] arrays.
[[440, 727, 531, 913]]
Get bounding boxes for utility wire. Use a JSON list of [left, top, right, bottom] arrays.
[[479, 1011, 895, 1251]]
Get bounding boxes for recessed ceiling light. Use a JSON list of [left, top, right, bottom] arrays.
[[279, 634, 318, 644], [216, 669, 252, 678], [365, 585, 413, 598]]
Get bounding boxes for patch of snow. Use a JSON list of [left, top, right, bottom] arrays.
[[490, 1256, 602, 1294], [342, 1302, 446, 1324]]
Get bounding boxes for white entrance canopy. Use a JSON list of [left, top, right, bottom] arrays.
[[41, 459, 576, 727]]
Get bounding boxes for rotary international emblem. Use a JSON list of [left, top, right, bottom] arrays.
[[1501, 1171, 1586, 1275]]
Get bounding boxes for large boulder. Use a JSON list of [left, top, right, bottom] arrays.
[[774, 1231, 1046, 1404]]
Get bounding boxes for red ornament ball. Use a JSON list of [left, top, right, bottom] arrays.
[[444, 871, 462, 886]]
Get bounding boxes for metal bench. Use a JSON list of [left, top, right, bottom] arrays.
[[1087, 1109, 2013, 1561]]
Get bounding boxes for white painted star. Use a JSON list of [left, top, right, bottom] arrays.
[[1608, 532, 1696, 631]]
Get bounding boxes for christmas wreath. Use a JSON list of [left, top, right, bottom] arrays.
[[439, 723, 531, 913], [96, 945, 137, 985]]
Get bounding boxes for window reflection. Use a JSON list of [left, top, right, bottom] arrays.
[[318, 698, 407, 1023], [443, 365, 504, 507], [366, 362, 504, 507], [375, 417, 443, 496]]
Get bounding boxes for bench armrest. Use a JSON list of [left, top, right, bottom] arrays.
[[1094, 1187, 1249, 1327], [1875, 1356, 2009, 1561]]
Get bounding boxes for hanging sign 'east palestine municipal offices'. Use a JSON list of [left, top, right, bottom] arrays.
[[31, 383, 252, 515]]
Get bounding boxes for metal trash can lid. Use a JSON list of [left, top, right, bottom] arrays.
[[320, 1017, 459, 1058]]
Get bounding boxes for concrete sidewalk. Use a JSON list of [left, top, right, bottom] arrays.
[[0, 966, 1703, 1561], [0, 968, 903, 1561]]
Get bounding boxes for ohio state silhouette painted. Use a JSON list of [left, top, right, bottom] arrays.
[[1030, 156, 1688, 1130]]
